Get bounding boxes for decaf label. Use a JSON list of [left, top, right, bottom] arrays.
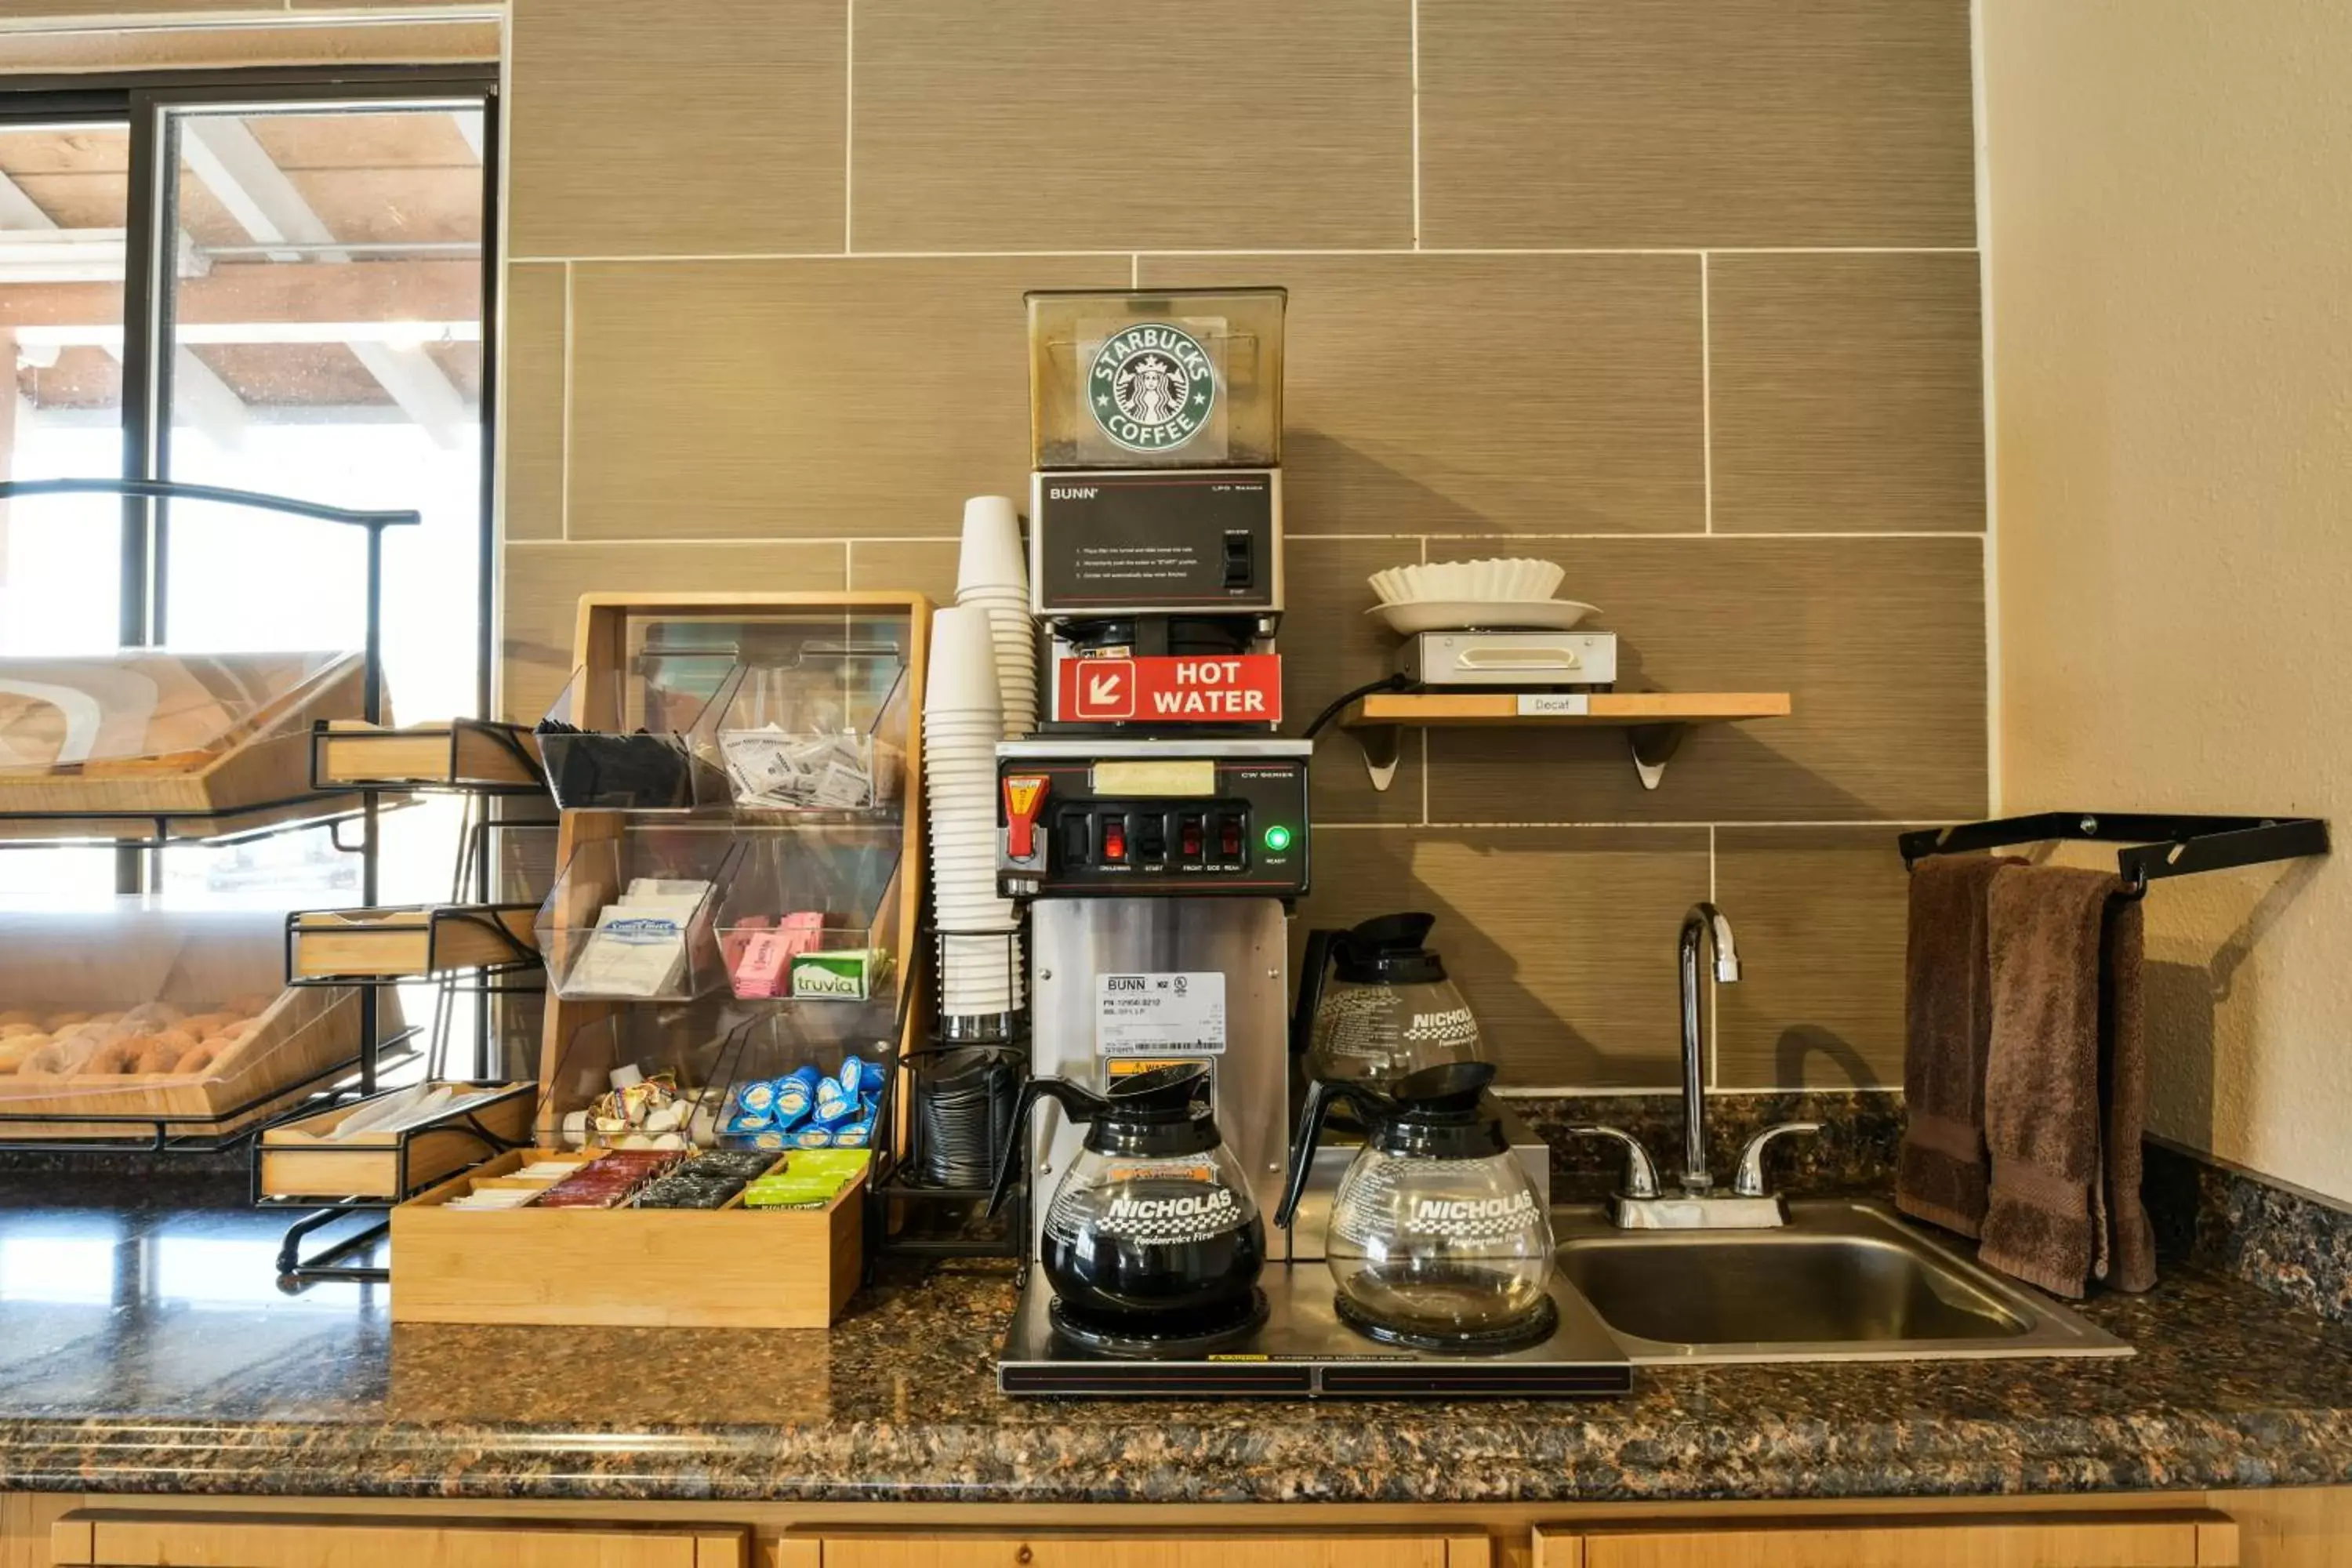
[[1088, 321, 1217, 452]]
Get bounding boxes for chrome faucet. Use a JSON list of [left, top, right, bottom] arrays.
[[1569, 903, 1820, 1229], [1676, 902, 1740, 1192]]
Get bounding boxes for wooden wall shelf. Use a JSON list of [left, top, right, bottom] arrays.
[[1339, 691, 1791, 791]]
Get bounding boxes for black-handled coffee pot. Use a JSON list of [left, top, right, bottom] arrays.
[[989, 1062, 1265, 1334]]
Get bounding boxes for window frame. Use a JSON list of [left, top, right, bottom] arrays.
[[2, 63, 503, 902], [0, 61, 503, 717]]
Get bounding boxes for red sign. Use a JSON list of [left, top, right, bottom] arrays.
[[1058, 655, 1283, 724]]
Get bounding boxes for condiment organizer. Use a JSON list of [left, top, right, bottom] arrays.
[[691, 649, 912, 816], [389, 1145, 866, 1329]]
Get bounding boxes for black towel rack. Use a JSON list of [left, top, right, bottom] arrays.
[[1899, 812, 2331, 899]]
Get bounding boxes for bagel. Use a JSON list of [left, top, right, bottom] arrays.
[[132, 1038, 183, 1074], [86, 1011, 123, 1026], [172, 1040, 224, 1076], [178, 1011, 238, 1039], [20, 1036, 97, 1077], [0, 1035, 45, 1073], [42, 1011, 90, 1030], [225, 993, 276, 1018], [0, 1022, 42, 1039], [83, 1040, 143, 1075], [0, 1010, 38, 1029]]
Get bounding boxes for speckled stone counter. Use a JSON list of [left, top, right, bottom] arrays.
[[3, 1175, 2352, 1505]]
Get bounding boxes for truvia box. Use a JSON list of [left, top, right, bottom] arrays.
[[1027, 287, 1285, 470]]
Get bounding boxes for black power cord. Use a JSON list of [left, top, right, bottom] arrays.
[[1298, 673, 1415, 741]]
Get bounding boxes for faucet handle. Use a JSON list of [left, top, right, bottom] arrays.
[[1566, 1125, 1662, 1200], [1733, 1121, 1823, 1199]]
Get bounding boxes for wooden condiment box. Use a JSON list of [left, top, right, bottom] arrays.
[[389, 1149, 865, 1329]]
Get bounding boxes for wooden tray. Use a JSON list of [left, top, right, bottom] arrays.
[[0, 654, 376, 840], [311, 718, 544, 793], [258, 1081, 534, 1201], [0, 985, 373, 1141], [390, 1147, 865, 1328], [288, 904, 540, 982]]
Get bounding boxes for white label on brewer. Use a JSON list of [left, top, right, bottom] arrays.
[[1517, 692, 1591, 717], [1096, 971, 1227, 1055]]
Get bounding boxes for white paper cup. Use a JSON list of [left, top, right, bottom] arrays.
[[924, 605, 1004, 718], [956, 495, 1027, 595]]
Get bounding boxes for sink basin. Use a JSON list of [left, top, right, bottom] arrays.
[[1552, 1199, 2132, 1363]]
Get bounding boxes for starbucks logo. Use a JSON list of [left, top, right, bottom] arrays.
[[1088, 322, 1217, 453]]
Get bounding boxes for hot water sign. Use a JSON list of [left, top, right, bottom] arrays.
[[1059, 655, 1283, 724]]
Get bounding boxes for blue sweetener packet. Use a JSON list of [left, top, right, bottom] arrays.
[[790, 1125, 833, 1149]]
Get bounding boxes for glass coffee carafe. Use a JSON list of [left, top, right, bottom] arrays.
[[1292, 913, 1485, 1091], [990, 1062, 1267, 1354], [1277, 1062, 1558, 1350]]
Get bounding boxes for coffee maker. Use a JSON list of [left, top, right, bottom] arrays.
[[993, 288, 1623, 1397]]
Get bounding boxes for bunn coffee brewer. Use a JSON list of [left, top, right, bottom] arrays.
[[994, 287, 1624, 1398]]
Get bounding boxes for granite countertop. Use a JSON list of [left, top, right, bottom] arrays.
[[2, 1174, 2351, 1505]]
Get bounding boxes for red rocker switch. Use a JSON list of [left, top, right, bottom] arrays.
[[1003, 775, 1049, 859]]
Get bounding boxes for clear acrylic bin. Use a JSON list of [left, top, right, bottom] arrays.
[[691, 648, 910, 815], [711, 823, 902, 1004], [1027, 286, 1285, 470], [535, 654, 731, 812], [535, 825, 741, 1002]]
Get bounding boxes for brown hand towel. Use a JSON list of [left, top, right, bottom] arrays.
[[1980, 864, 2155, 1298], [1896, 854, 2022, 1238], [2102, 894, 2157, 1292]]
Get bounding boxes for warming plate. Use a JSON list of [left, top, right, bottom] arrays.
[[998, 1262, 1630, 1399]]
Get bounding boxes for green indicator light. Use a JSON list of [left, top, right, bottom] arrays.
[[1262, 825, 1294, 852]]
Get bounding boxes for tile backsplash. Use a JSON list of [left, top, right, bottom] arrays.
[[499, 0, 1985, 1094]]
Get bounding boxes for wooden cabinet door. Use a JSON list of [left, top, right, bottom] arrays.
[[49, 1510, 750, 1568], [798, 1530, 1490, 1568], [1534, 1512, 2237, 1568]]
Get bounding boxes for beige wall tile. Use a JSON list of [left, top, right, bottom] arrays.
[[0, 1, 276, 15], [1427, 536, 1988, 822], [1297, 827, 1708, 1087], [1419, 0, 1976, 248], [1283, 537, 1424, 825], [498, 541, 848, 723], [1713, 827, 1911, 1090], [1140, 254, 1704, 535], [1711, 253, 1987, 534], [510, 0, 844, 259], [499, 263, 564, 544], [565, 256, 1127, 540], [853, 0, 1410, 251], [0, 19, 496, 70], [848, 539, 959, 604]]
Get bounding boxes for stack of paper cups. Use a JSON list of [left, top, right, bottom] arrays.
[[955, 495, 1039, 741], [924, 602, 1025, 1017]]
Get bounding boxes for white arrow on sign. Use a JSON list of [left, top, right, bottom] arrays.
[[1087, 671, 1123, 705]]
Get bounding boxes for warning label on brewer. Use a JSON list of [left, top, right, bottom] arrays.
[[1095, 971, 1228, 1055]]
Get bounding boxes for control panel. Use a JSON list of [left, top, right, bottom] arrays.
[[1029, 470, 1282, 617], [996, 740, 1309, 899]]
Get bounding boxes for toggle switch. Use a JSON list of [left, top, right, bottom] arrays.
[[1222, 532, 1254, 589], [1003, 774, 1049, 859], [1100, 814, 1128, 863]]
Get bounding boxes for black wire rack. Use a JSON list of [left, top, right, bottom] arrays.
[[1899, 811, 2331, 898]]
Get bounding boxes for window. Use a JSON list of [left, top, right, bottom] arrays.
[[0, 68, 497, 904], [1, 68, 499, 1073]]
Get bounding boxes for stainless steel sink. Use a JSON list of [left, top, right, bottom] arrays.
[[1552, 1198, 2132, 1364]]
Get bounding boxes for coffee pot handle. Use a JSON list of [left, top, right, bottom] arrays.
[[985, 1076, 1105, 1217], [1289, 927, 1342, 1058], [1274, 1076, 1362, 1229]]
